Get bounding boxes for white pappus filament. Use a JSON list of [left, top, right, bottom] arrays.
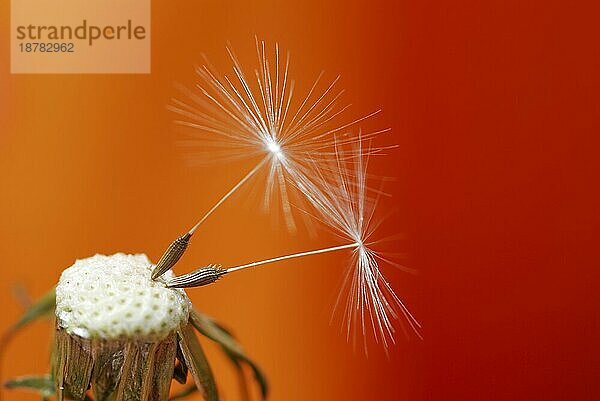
[[170, 38, 385, 232], [164, 39, 418, 351]]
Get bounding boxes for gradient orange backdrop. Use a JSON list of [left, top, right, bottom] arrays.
[[1, 1, 598, 401]]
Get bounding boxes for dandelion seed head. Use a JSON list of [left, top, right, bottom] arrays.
[[56, 253, 190, 341]]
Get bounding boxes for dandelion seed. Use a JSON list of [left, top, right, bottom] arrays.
[[154, 39, 386, 280], [151, 157, 268, 280], [168, 138, 421, 350], [295, 138, 422, 349], [171, 39, 386, 230]]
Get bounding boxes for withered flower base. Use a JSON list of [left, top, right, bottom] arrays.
[[4, 253, 266, 401], [52, 326, 177, 400], [51, 254, 192, 401]]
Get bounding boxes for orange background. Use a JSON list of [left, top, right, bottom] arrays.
[[1, 1, 598, 401]]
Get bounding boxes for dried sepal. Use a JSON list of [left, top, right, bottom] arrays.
[[189, 310, 268, 400], [189, 311, 242, 354], [113, 342, 146, 401], [90, 338, 127, 400], [50, 330, 62, 399], [52, 326, 70, 401], [167, 265, 226, 289], [52, 326, 94, 401], [63, 331, 94, 400], [52, 327, 178, 401], [231, 361, 251, 401], [177, 324, 219, 401], [149, 334, 178, 401], [173, 343, 189, 384], [169, 385, 198, 400], [99, 336, 177, 401]]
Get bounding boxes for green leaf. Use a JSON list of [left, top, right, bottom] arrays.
[[1, 289, 58, 400], [177, 324, 219, 401], [10, 287, 56, 333], [4, 374, 54, 398], [189, 310, 268, 399]]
